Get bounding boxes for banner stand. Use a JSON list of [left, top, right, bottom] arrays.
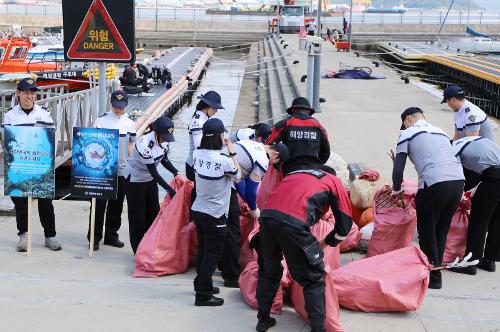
[[89, 197, 96, 258], [27, 197, 33, 256]]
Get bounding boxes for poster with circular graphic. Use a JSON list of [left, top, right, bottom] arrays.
[[70, 127, 119, 199]]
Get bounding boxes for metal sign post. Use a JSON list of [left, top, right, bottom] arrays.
[[348, 0, 353, 52], [27, 197, 33, 256], [306, 35, 323, 114], [89, 198, 96, 257]]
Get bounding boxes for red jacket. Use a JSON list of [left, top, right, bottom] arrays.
[[261, 170, 352, 246], [266, 113, 330, 175]]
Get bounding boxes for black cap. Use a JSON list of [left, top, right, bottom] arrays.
[[441, 85, 465, 103], [202, 118, 226, 137], [287, 97, 315, 115], [400, 107, 424, 130], [110, 90, 128, 109], [272, 142, 289, 169], [154, 116, 175, 143], [17, 78, 39, 91], [255, 123, 272, 141], [197, 91, 225, 110]]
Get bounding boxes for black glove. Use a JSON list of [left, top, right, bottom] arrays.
[[329, 238, 341, 247]]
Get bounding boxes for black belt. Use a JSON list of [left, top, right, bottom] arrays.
[[481, 165, 500, 180]]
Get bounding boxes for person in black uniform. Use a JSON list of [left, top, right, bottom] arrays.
[[122, 63, 149, 93], [124, 116, 179, 254], [256, 167, 352, 332], [450, 137, 500, 275], [266, 97, 330, 175]]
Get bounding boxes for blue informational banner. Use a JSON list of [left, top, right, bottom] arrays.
[[3, 126, 55, 198], [71, 127, 119, 199]]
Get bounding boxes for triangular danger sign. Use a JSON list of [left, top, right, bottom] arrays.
[[67, 0, 131, 61]]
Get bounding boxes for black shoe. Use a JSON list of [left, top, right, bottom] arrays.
[[256, 315, 276, 332], [212, 287, 220, 295], [477, 258, 496, 272], [428, 270, 442, 289], [195, 295, 224, 307], [309, 319, 325, 332], [104, 237, 124, 248], [449, 266, 477, 275], [224, 279, 239, 288], [89, 242, 99, 251], [428, 280, 442, 289]]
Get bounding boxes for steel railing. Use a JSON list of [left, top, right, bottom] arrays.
[[0, 82, 111, 167], [0, 4, 499, 25]]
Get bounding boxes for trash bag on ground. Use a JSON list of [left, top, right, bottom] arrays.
[[332, 246, 431, 312], [238, 260, 284, 314], [366, 181, 417, 258], [134, 176, 194, 277], [349, 176, 391, 210], [312, 213, 341, 270], [289, 265, 344, 332], [443, 195, 470, 263], [339, 222, 362, 253]]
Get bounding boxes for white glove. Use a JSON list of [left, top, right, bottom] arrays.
[[249, 208, 260, 219]]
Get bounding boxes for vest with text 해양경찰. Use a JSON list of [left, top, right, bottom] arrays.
[[266, 113, 330, 174], [261, 170, 352, 242]]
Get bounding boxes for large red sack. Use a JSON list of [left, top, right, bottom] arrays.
[[256, 166, 283, 210], [238, 260, 284, 314], [134, 176, 194, 277], [366, 183, 417, 258], [289, 267, 343, 332], [332, 246, 431, 312], [443, 195, 470, 263], [312, 213, 341, 270], [339, 222, 362, 253], [240, 203, 258, 270]]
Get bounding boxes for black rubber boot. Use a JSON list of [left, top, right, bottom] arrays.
[[256, 313, 276, 332], [309, 319, 325, 332], [428, 270, 442, 289]]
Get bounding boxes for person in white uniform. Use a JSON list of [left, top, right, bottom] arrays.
[[186, 91, 225, 182], [124, 116, 179, 254], [229, 123, 272, 144], [191, 118, 241, 307], [2, 78, 61, 252], [218, 139, 289, 288], [87, 90, 136, 251]]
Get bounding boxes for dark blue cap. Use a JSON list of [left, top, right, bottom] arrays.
[[110, 90, 128, 109], [197, 91, 225, 110], [202, 118, 226, 137], [17, 78, 39, 91], [154, 116, 175, 143], [255, 123, 272, 141], [273, 142, 289, 169], [441, 85, 465, 103], [400, 107, 424, 130]]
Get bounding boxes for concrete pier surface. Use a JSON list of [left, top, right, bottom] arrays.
[[1, 36, 500, 332]]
